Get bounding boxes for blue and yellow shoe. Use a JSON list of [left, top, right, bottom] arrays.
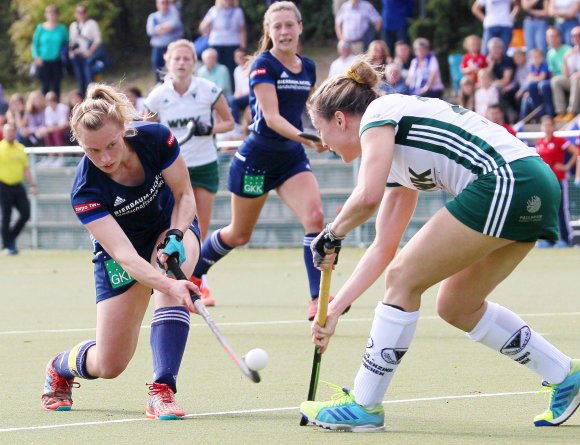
[[534, 359, 580, 426], [300, 382, 385, 432]]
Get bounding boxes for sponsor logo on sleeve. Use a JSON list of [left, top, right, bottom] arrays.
[[250, 68, 267, 78], [167, 132, 175, 146], [74, 202, 102, 214]]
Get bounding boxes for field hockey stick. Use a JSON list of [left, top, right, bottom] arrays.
[[513, 105, 543, 132], [166, 255, 261, 383], [299, 245, 334, 426], [177, 119, 196, 146]]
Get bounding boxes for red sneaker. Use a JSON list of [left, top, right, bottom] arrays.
[[41, 357, 80, 411], [146, 383, 185, 420]]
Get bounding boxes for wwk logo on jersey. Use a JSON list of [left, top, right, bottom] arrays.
[[409, 167, 436, 190]]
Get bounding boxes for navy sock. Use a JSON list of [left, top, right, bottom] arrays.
[[54, 340, 97, 380], [150, 306, 190, 393], [304, 233, 322, 300], [193, 229, 234, 278]]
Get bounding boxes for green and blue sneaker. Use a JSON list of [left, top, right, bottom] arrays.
[[300, 382, 385, 432], [534, 359, 580, 427]]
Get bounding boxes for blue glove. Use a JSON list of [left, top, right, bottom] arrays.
[[310, 223, 345, 268], [157, 229, 186, 270]]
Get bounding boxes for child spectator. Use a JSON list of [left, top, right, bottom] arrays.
[[460, 34, 487, 83], [519, 48, 554, 120], [475, 69, 500, 115], [486, 103, 517, 136], [43, 91, 69, 150], [228, 47, 250, 131], [20, 91, 46, 148], [535, 114, 578, 247], [458, 75, 476, 111]]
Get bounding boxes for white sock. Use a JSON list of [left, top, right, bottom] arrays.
[[353, 303, 419, 408], [467, 302, 571, 384]]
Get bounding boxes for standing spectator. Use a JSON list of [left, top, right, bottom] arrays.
[[381, 0, 412, 56], [197, 48, 233, 97], [548, 0, 580, 46], [328, 40, 357, 77], [69, 3, 102, 96], [0, 123, 36, 255], [20, 91, 46, 149], [335, 0, 382, 54], [31, 4, 69, 99], [486, 103, 518, 136], [487, 37, 517, 120], [191, 1, 329, 319], [393, 40, 412, 80], [461, 34, 488, 83], [381, 62, 409, 94], [519, 48, 554, 120], [407, 38, 444, 98], [523, 1, 549, 54], [229, 48, 251, 132], [332, 0, 349, 15], [199, 0, 247, 86], [458, 75, 476, 111], [536, 115, 578, 247], [43, 91, 69, 152], [475, 69, 500, 115], [472, 0, 519, 55], [552, 25, 580, 122], [146, 0, 184, 82]]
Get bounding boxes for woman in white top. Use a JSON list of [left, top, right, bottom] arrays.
[[199, 0, 247, 83], [145, 40, 234, 242], [406, 38, 444, 98], [299, 58, 579, 432], [472, 0, 519, 54], [69, 3, 102, 96]]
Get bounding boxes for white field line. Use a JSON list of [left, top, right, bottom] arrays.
[[0, 390, 536, 433], [1, 312, 579, 336]]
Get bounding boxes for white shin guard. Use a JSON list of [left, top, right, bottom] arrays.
[[467, 302, 571, 384], [353, 303, 419, 408]]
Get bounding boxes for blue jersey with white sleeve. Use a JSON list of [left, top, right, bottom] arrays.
[[247, 51, 316, 142], [71, 121, 179, 249]]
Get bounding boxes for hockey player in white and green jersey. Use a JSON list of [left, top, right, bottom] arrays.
[[301, 59, 579, 432]]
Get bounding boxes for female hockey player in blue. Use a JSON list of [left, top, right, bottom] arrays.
[[192, 1, 329, 319], [41, 83, 201, 420]]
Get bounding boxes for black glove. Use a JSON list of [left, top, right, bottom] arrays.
[[192, 117, 213, 136], [310, 223, 345, 268]]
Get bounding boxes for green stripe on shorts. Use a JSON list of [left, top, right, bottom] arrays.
[[446, 156, 560, 242]]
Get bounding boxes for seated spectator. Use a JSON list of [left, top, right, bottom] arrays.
[[65, 90, 83, 145], [380, 63, 409, 94], [19, 91, 46, 148], [486, 103, 517, 136], [43, 91, 69, 151], [335, 0, 382, 54], [6, 94, 27, 143], [552, 25, 580, 122], [460, 34, 488, 83], [198, 47, 233, 97], [519, 48, 554, 120], [535, 114, 578, 248], [228, 48, 250, 134], [458, 75, 476, 111], [472, 0, 518, 55], [328, 40, 357, 77], [407, 38, 444, 98], [475, 69, 500, 115], [486, 37, 516, 121], [510, 48, 530, 112], [367, 39, 391, 73], [548, 0, 580, 46], [393, 40, 412, 80], [125, 86, 147, 115]]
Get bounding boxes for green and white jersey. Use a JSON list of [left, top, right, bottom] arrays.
[[145, 76, 222, 167], [359, 95, 537, 196]]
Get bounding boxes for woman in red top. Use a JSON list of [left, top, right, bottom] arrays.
[[535, 114, 578, 247]]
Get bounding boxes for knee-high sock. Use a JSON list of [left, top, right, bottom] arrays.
[[193, 229, 234, 278], [353, 303, 419, 408], [303, 233, 321, 300], [150, 306, 190, 393], [53, 340, 97, 380], [467, 302, 571, 384]]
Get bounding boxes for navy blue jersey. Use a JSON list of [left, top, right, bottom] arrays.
[[71, 121, 179, 248], [247, 51, 316, 141]]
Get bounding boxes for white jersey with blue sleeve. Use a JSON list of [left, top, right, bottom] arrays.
[[359, 95, 537, 196]]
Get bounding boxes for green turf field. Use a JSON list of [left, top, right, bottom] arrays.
[[1, 248, 578, 444]]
